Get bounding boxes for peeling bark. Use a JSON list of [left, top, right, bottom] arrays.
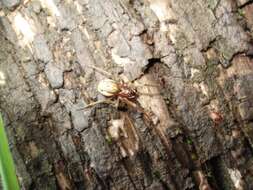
[[1, 0, 253, 189]]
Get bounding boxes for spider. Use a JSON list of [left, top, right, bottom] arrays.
[[98, 78, 138, 101], [80, 65, 158, 122]]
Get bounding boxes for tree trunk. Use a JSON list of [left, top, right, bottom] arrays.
[[1, 0, 253, 189]]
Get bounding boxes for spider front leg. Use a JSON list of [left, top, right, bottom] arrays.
[[77, 99, 116, 110], [136, 82, 162, 95], [88, 65, 116, 80]]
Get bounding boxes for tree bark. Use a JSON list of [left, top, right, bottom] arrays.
[[1, 0, 253, 189]]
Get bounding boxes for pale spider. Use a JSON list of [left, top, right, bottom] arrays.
[[80, 65, 158, 121]]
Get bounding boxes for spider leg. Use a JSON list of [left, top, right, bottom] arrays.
[[133, 82, 161, 96], [119, 97, 153, 124], [87, 65, 115, 79], [137, 92, 161, 96], [134, 83, 160, 88], [77, 99, 115, 110], [115, 97, 120, 109], [119, 97, 139, 110]]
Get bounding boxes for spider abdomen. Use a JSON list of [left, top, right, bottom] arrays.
[[97, 79, 120, 97]]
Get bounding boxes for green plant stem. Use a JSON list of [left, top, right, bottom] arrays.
[[0, 115, 20, 190]]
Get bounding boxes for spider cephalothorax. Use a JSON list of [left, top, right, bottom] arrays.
[[117, 83, 138, 100]]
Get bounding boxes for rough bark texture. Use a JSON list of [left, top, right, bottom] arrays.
[[1, 0, 253, 189]]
